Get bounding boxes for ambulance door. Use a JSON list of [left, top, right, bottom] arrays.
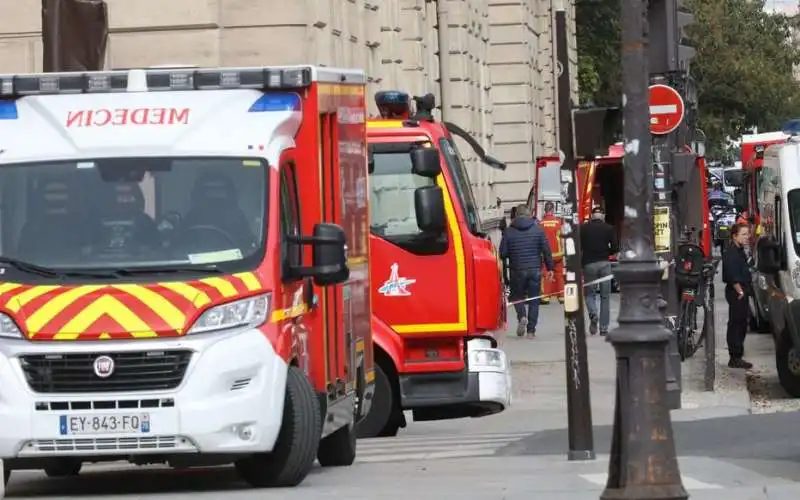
[[278, 161, 311, 375]]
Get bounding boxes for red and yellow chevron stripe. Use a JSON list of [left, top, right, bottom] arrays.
[[0, 272, 264, 341]]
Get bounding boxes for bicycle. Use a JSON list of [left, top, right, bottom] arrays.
[[674, 227, 717, 361]]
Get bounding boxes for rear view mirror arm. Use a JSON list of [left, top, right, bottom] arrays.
[[443, 121, 506, 171]]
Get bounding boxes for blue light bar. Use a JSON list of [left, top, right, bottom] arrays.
[[376, 91, 409, 106], [248, 93, 301, 113], [0, 101, 18, 120], [782, 119, 800, 135]]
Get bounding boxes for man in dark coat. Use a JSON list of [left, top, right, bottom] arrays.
[[499, 204, 554, 337]]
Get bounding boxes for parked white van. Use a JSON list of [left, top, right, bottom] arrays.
[[751, 136, 800, 396]]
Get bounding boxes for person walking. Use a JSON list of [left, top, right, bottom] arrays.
[[722, 223, 754, 369], [580, 206, 618, 336], [499, 204, 554, 338]]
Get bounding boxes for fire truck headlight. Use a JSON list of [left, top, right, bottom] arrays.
[[0, 313, 23, 339], [188, 294, 271, 335]]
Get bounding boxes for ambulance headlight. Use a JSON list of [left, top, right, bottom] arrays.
[[466, 338, 506, 371], [188, 294, 271, 335], [0, 313, 23, 339]]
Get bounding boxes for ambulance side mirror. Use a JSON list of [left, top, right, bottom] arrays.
[[293, 223, 350, 286], [411, 148, 441, 178], [415, 186, 446, 234]]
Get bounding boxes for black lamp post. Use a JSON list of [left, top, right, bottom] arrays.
[[601, 0, 688, 499]]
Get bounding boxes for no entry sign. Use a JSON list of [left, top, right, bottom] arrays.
[[648, 84, 685, 135]]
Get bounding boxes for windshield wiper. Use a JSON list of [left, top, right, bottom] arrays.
[[0, 257, 65, 278], [113, 265, 223, 276]]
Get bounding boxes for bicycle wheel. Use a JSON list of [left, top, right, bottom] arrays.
[[677, 299, 691, 361]]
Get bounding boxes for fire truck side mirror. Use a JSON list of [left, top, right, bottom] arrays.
[[411, 148, 441, 178], [294, 223, 350, 286], [415, 185, 446, 234]]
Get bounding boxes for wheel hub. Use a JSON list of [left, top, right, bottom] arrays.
[[788, 347, 800, 375]]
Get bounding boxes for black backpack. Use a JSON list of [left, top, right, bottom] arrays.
[[675, 243, 705, 288]]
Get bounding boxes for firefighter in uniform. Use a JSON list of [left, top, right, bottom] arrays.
[[540, 202, 564, 304]]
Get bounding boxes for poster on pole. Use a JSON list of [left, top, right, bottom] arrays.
[[654, 206, 671, 253]]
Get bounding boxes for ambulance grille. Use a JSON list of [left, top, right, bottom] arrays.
[[19, 436, 197, 455], [19, 350, 192, 393]]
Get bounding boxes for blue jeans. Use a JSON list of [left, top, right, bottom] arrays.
[[510, 269, 541, 332], [584, 261, 612, 332]]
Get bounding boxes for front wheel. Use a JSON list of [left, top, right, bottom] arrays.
[[356, 364, 400, 438], [44, 459, 82, 478], [677, 300, 697, 361], [235, 365, 321, 488], [3, 466, 10, 485], [776, 333, 800, 397], [317, 422, 357, 467]]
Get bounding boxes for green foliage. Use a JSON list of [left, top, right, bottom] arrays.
[[576, 0, 800, 159], [576, 0, 620, 107]]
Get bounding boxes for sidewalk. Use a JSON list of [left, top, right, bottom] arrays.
[[503, 279, 752, 424]]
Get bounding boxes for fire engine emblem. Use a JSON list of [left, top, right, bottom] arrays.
[[378, 263, 416, 297], [93, 355, 115, 378]]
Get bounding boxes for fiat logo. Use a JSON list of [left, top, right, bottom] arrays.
[[93, 356, 115, 379]]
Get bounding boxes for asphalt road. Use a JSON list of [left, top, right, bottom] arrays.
[[4, 409, 800, 499]]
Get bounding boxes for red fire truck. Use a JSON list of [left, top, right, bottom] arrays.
[[0, 65, 371, 488], [358, 92, 512, 438], [527, 143, 712, 289]]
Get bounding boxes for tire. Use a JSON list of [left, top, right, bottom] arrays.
[[356, 364, 400, 438], [317, 422, 357, 467], [235, 365, 321, 488], [677, 301, 694, 361], [3, 467, 10, 485], [44, 459, 82, 478], [776, 333, 800, 398]]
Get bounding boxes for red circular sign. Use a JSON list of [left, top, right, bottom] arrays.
[[648, 84, 685, 135]]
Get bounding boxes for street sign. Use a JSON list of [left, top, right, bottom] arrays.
[[648, 84, 685, 135]]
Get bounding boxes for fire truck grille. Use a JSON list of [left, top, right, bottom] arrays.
[[19, 351, 193, 393]]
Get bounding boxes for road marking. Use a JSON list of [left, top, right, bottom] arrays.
[[579, 473, 723, 490], [650, 104, 678, 115], [355, 432, 529, 464]]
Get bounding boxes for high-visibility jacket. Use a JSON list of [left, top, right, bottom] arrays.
[[540, 213, 563, 259]]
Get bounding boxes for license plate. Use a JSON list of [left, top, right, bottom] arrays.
[[59, 414, 150, 435], [719, 226, 728, 230]]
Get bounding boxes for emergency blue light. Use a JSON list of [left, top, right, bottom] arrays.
[[782, 119, 800, 135], [0, 101, 18, 120], [375, 91, 410, 119], [248, 92, 301, 113]]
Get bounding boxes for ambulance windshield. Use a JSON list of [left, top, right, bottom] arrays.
[[0, 156, 267, 277]]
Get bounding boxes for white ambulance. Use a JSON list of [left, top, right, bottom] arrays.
[[0, 66, 372, 490], [751, 135, 800, 397]]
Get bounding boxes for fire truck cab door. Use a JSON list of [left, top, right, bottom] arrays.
[[369, 141, 465, 334]]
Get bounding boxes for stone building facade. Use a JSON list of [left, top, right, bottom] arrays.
[[0, 0, 577, 226]]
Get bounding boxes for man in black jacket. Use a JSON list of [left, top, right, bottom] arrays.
[[499, 204, 554, 337], [580, 206, 618, 335]]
